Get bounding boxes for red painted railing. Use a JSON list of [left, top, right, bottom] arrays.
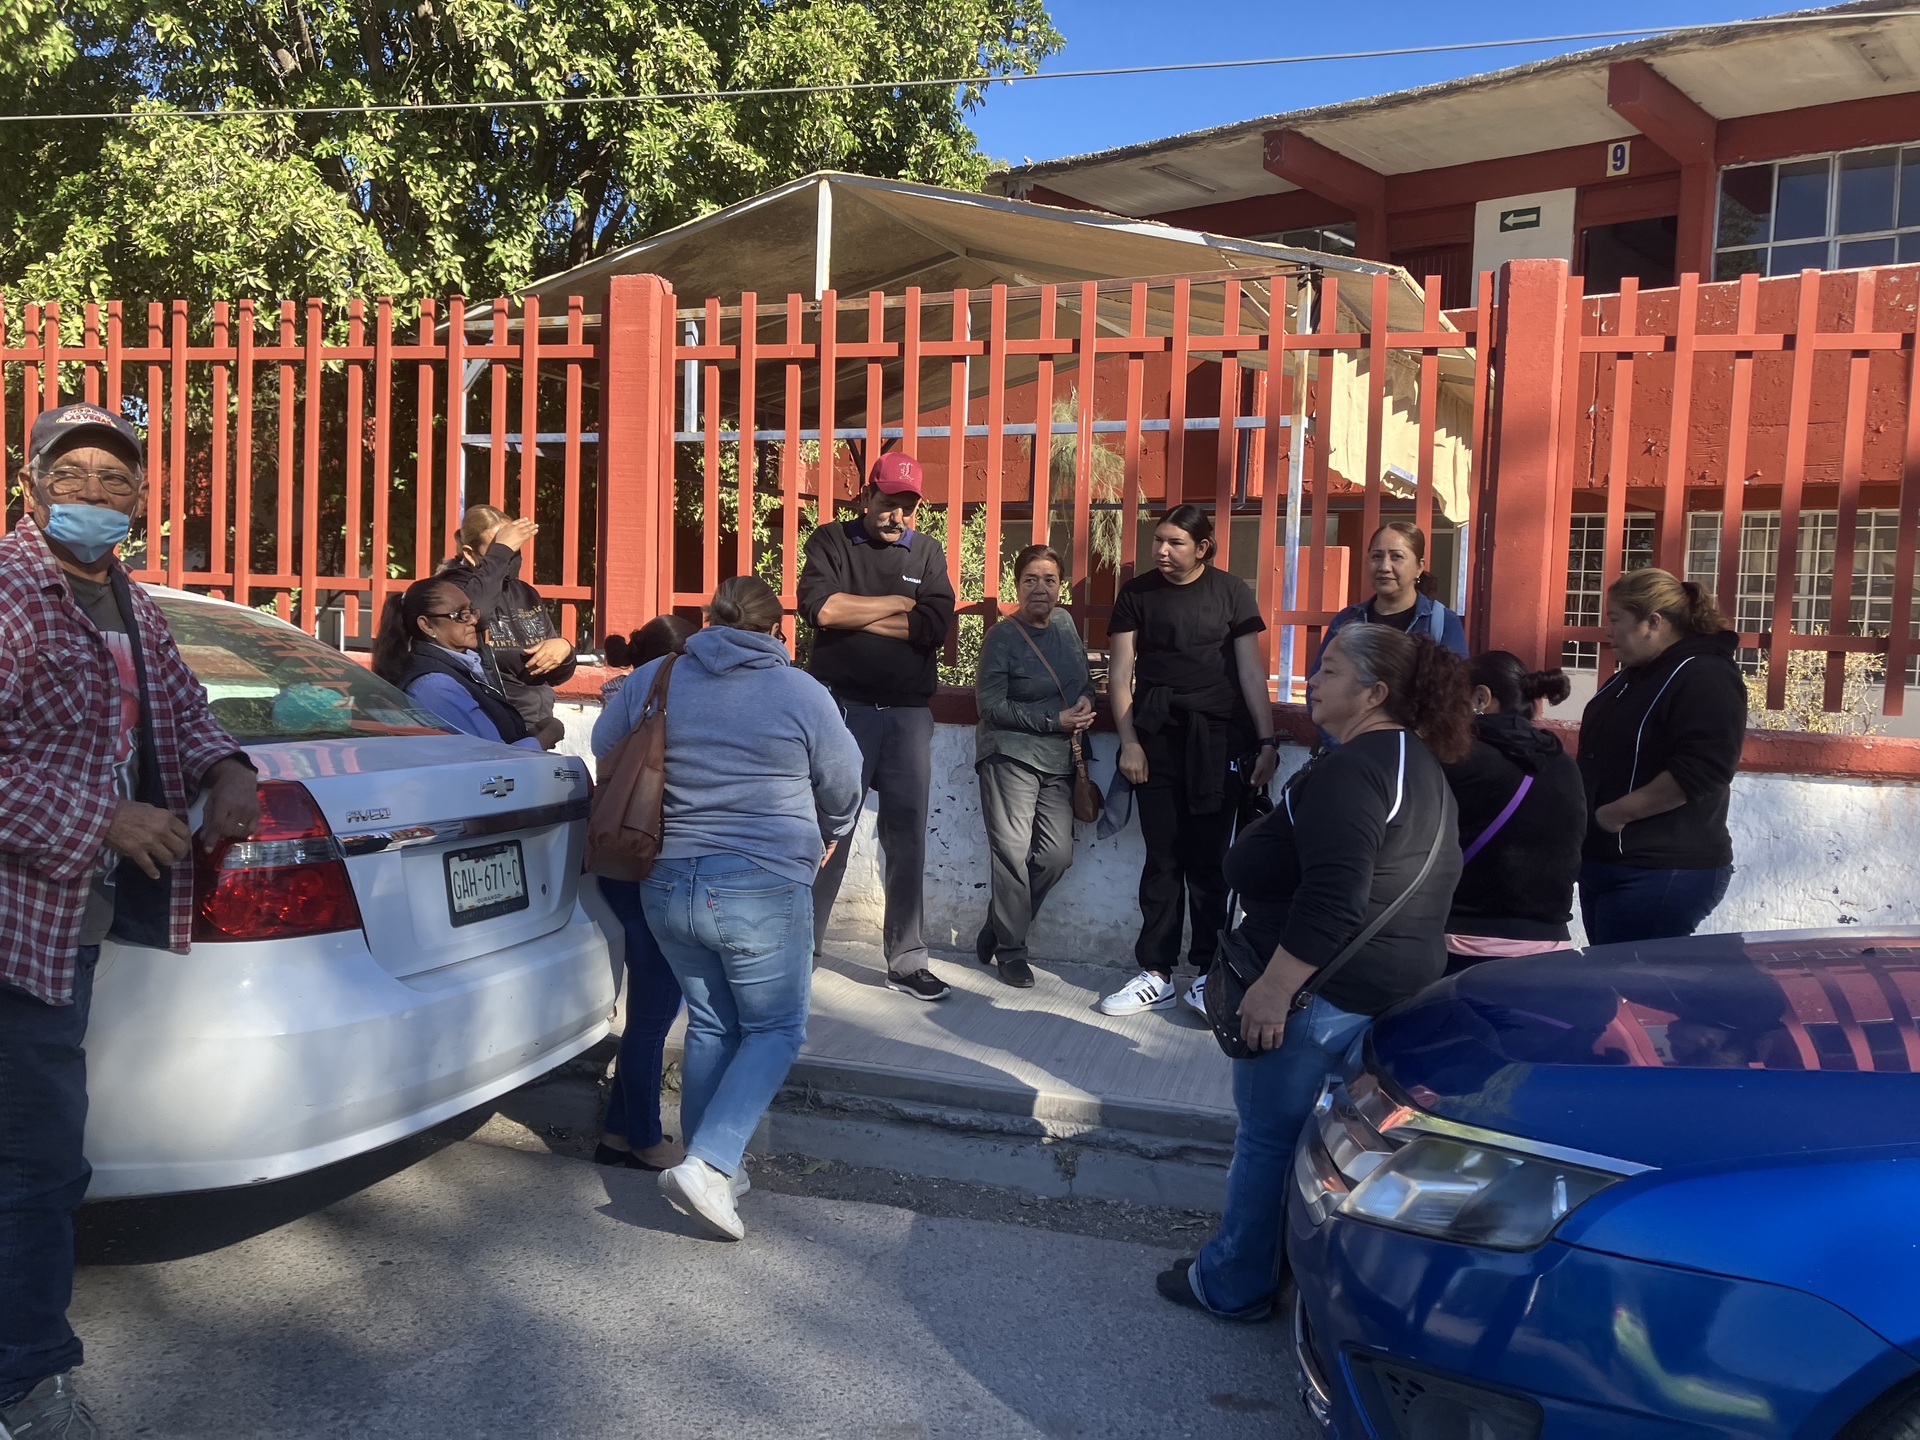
[[1, 296, 599, 642], [597, 267, 1491, 696], [1522, 263, 1920, 714], [6, 259, 1920, 780]]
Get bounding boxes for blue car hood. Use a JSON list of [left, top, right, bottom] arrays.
[[1369, 931, 1920, 1171]]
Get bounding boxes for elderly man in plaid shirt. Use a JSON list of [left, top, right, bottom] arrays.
[[0, 405, 261, 1440]]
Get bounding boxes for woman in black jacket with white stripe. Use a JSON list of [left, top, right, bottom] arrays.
[[1157, 626, 1468, 1323], [1578, 569, 1746, 946], [1442, 653, 1586, 970]]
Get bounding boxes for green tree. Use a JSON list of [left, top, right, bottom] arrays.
[[0, 0, 1061, 305]]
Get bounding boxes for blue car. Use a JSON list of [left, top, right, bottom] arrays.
[[1288, 928, 1920, 1440]]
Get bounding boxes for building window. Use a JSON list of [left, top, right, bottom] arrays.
[[1685, 509, 1920, 680], [1562, 512, 1655, 670], [1716, 146, 1920, 279]]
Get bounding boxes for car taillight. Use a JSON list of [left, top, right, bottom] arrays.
[[194, 780, 363, 941]]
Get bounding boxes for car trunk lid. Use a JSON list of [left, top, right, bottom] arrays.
[[249, 735, 591, 979]]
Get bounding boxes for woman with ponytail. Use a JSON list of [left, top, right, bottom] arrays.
[[1441, 653, 1586, 969], [1159, 628, 1465, 1323], [1577, 568, 1746, 945], [372, 577, 540, 749]]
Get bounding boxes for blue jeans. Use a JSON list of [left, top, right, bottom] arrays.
[[1193, 995, 1371, 1321], [598, 880, 686, 1150], [0, 946, 98, 1406], [641, 856, 812, 1177], [1580, 862, 1734, 946]]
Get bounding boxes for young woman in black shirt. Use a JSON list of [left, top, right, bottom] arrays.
[[1100, 505, 1278, 1017], [1159, 625, 1469, 1322], [1443, 652, 1586, 970]]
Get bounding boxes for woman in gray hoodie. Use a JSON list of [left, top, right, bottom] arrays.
[[592, 576, 862, 1241]]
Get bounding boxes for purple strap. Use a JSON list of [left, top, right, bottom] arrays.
[[1460, 774, 1533, 866]]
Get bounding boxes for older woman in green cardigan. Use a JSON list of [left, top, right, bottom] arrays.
[[973, 544, 1097, 987]]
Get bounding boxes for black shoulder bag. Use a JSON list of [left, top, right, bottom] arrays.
[[1204, 815, 1450, 1061]]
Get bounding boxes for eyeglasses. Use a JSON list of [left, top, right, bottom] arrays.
[[39, 466, 141, 498], [424, 607, 478, 623]]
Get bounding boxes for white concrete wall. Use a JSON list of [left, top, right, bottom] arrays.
[[554, 698, 1920, 964]]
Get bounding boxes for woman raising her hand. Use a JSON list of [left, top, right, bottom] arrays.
[[439, 504, 579, 748]]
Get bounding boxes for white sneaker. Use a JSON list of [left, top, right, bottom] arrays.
[[732, 1162, 751, 1200], [1184, 973, 1209, 1018], [660, 1158, 745, 1240], [1099, 970, 1178, 1016]]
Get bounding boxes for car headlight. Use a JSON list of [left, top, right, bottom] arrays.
[[1337, 1133, 1622, 1249]]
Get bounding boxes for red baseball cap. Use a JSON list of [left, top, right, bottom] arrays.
[[870, 452, 924, 497]]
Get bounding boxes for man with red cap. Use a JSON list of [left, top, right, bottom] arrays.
[[798, 452, 956, 999]]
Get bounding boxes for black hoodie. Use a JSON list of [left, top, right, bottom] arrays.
[[1577, 630, 1746, 869], [1442, 712, 1586, 941], [438, 542, 578, 727]]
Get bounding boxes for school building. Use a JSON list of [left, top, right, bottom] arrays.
[[990, 1, 1920, 305]]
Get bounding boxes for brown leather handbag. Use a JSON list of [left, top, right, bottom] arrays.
[[1068, 732, 1103, 825], [586, 655, 677, 881], [1009, 620, 1103, 825]]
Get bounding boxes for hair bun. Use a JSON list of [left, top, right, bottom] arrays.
[[708, 595, 742, 625], [603, 633, 634, 668], [1522, 667, 1572, 707]]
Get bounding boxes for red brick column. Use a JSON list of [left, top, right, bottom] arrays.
[[595, 274, 677, 646], [1480, 259, 1573, 665]]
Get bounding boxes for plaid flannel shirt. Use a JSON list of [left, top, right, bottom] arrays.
[[0, 517, 243, 1005]]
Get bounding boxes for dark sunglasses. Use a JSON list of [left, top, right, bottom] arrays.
[[424, 607, 478, 623]]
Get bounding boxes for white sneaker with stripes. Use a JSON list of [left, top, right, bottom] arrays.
[[1184, 973, 1209, 1018], [1099, 970, 1178, 1016]]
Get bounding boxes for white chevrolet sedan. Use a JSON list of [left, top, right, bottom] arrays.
[[82, 587, 617, 1199]]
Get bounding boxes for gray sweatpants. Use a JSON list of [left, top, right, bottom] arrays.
[[975, 756, 1075, 965], [812, 702, 935, 978]]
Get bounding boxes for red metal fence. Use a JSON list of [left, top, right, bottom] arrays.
[[1535, 264, 1920, 715], [0, 295, 599, 641], [6, 258, 1920, 775], [599, 267, 1491, 696]]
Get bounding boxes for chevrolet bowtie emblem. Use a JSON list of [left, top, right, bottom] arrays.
[[481, 776, 515, 797]]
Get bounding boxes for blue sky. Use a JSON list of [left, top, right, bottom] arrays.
[[969, 1, 1793, 165]]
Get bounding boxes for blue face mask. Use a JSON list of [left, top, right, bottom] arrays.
[[44, 504, 133, 564]]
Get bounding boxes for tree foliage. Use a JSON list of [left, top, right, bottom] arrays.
[[0, 0, 1060, 307]]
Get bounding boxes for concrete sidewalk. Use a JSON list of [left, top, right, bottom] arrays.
[[658, 938, 1240, 1210]]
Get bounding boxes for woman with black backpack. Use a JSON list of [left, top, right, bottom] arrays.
[[1442, 653, 1587, 970]]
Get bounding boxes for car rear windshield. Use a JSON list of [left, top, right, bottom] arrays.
[[153, 595, 450, 743]]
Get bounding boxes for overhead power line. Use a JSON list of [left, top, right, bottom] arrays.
[[1, 10, 1916, 124]]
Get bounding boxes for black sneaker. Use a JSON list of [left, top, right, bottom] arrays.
[[1156, 1259, 1206, 1311], [996, 956, 1036, 988], [886, 969, 951, 1001]]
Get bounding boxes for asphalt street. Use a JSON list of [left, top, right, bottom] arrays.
[[70, 1119, 1317, 1439]]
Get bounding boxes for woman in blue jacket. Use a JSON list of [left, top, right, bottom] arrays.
[[372, 577, 542, 749], [1315, 521, 1468, 667]]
